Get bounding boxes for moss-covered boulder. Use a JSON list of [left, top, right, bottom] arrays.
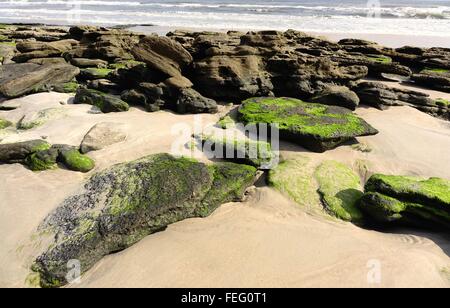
[[73, 88, 129, 113], [314, 161, 364, 222], [0, 139, 50, 163], [0, 118, 12, 129], [200, 134, 276, 169], [32, 153, 257, 287], [51, 81, 79, 93], [59, 148, 95, 173], [359, 174, 450, 229], [238, 97, 378, 152], [79, 68, 113, 80], [25, 147, 59, 171], [268, 157, 323, 215]]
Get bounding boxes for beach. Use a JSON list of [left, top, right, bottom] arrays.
[[0, 20, 450, 289], [1, 92, 449, 288]]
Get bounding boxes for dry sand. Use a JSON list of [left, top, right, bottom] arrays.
[[0, 90, 449, 288]]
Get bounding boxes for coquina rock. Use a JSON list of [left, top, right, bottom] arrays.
[[132, 35, 193, 77], [80, 122, 127, 154], [73, 88, 129, 113], [359, 174, 450, 229], [237, 97, 378, 152], [354, 81, 449, 120], [32, 153, 257, 288], [0, 63, 80, 98]]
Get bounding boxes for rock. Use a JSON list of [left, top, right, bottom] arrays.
[[79, 68, 113, 80], [70, 58, 108, 68], [0, 63, 80, 98], [314, 161, 364, 222], [200, 134, 275, 169], [80, 122, 127, 154], [354, 81, 449, 120], [312, 85, 360, 110], [268, 156, 322, 211], [359, 174, 450, 229], [73, 88, 129, 113], [8, 27, 69, 42], [59, 148, 95, 173], [86, 79, 120, 94], [120, 89, 147, 107], [67, 28, 141, 61], [51, 81, 79, 93], [164, 76, 193, 89], [412, 69, 450, 93], [25, 147, 59, 171], [193, 54, 273, 101], [132, 35, 193, 77], [238, 97, 378, 152], [176, 88, 218, 114], [0, 139, 50, 163], [28, 58, 68, 65], [0, 118, 12, 129], [18, 107, 66, 130], [0, 42, 17, 64], [32, 153, 257, 287]]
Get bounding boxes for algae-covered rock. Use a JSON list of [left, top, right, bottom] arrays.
[[0, 139, 50, 163], [200, 134, 276, 169], [79, 68, 114, 80], [59, 148, 95, 173], [25, 147, 59, 171], [0, 118, 12, 129], [237, 97, 378, 152], [18, 107, 65, 130], [314, 161, 364, 222], [73, 88, 129, 113], [360, 174, 450, 229], [51, 81, 79, 93], [32, 153, 257, 287], [268, 157, 322, 214]]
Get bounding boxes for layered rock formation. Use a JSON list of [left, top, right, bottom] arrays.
[[32, 153, 257, 288]]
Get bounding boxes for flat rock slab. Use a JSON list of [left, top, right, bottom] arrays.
[[238, 97, 378, 152], [0, 63, 80, 98], [80, 122, 127, 154]]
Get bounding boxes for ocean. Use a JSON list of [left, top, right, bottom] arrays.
[[1, 0, 450, 37]]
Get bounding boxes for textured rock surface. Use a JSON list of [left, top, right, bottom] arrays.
[[359, 174, 450, 229], [32, 153, 257, 288], [314, 161, 364, 222], [355, 81, 449, 120], [200, 134, 276, 169], [0, 63, 80, 98], [74, 88, 129, 113], [0, 139, 50, 163], [238, 97, 378, 152], [312, 85, 360, 110], [80, 122, 127, 153]]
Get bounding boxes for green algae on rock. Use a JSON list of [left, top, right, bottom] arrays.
[[0, 118, 12, 129], [200, 134, 276, 169], [73, 88, 129, 113], [360, 174, 450, 229], [25, 148, 59, 171], [59, 149, 95, 173], [0, 139, 51, 163], [237, 97, 378, 152], [51, 81, 79, 93], [314, 161, 364, 222], [268, 157, 323, 214], [32, 153, 257, 288]]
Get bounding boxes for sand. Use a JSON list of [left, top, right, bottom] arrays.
[[0, 90, 449, 288]]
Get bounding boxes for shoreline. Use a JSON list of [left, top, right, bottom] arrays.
[[129, 25, 450, 48]]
